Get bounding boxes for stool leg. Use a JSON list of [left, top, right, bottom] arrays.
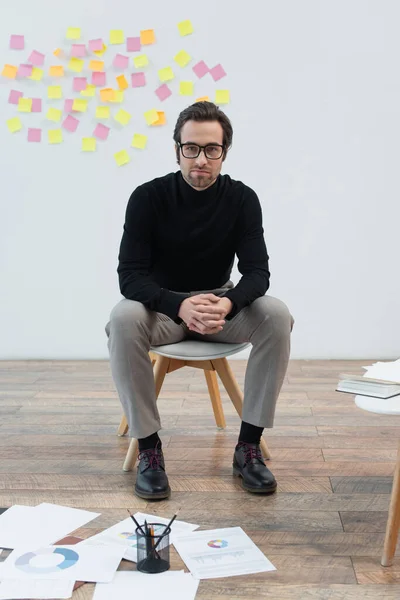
[[123, 438, 138, 472], [117, 415, 129, 437], [381, 441, 400, 566], [212, 357, 271, 461], [204, 370, 226, 430]]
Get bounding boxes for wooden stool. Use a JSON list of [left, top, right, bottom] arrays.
[[117, 340, 271, 472]]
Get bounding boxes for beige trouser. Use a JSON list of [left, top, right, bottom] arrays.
[[105, 283, 294, 439]]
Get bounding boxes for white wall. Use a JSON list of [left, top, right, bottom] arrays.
[[0, 0, 399, 359]]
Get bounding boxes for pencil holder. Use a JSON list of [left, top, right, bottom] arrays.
[[136, 523, 171, 574]]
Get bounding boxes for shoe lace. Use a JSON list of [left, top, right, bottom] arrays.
[[238, 442, 264, 464], [138, 447, 164, 470]]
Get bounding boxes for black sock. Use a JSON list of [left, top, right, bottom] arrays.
[[238, 421, 264, 445], [138, 432, 161, 452]]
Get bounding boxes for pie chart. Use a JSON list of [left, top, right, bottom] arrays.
[[207, 539, 228, 549], [15, 548, 79, 574]]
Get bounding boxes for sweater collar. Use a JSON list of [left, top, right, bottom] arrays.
[[177, 170, 221, 201]]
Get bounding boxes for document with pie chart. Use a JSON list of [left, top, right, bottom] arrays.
[[172, 527, 276, 579]]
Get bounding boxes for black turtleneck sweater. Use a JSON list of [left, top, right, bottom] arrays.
[[117, 171, 270, 321]]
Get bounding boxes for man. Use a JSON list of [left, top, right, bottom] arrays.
[[106, 101, 294, 500]]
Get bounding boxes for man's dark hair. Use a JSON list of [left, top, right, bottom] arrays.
[[173, 101, 233, 162]]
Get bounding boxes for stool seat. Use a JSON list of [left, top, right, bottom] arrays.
[[150, 341, 250, 361]]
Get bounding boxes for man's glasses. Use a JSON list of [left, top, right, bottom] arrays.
[[178, 143, 224, 160]]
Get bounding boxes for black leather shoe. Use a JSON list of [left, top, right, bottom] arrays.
[[233, 442, 277, 494], [135, 443, 171, 500]]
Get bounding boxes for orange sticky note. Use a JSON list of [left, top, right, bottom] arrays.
[[2, 64, 18, 79], [196, 96, 210, 102], [89, 60, 104, 71], [49, 65, 64, 77], [100, 87, 115, 102], [153, 111, 166, 126], [53, 48, 63, 57], [140, 29, 156, 45], [116, 74, 128, 90]]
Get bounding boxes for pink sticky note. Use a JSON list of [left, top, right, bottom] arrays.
[[62, 114, 79, 132], [155, 83, 172, 102], [89, 38, 103, 52], [113, 54, 129, 69], [210, 64, 226, 81], [8, 90, 23, 104], [131, 72, 146, 88], [127, 37, 141, 52], [28, 128, 41, 142], [93, 123, 110, 140], [18, 63, 33, 77], [71, 44, 86, 57], [92, 71, 106, 86], [192, 60, 209, 79], [28, 50, 45, 66], [64, 99, 74, 113], [10, 35, 25, 50], [73, 77, 87, 92], [31, 98, 42, 113]]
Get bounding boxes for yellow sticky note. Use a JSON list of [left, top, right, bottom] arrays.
[[140, 29, 156, 45], [29, 67, 43, 81], [94, 43, 107, 56], [53, 48, 63, 57], [179, 81, 193, 96], [49, 65, 64, 77], [81, 84, 96, 97], [66, 27, 81, 40], [153, 111, 166, 126], [68, 58, 84, 73], [46, 107, 62, 122], [7, 117, 22, 133], [48, 129, 63, 144], [2, 64, 18, 79], [72, 98, 88, 112], [96, 105, 110, 119], [116, 74, 128, 90], [82, 137, 96, 152], [196, 96, 210, 102], [100, 88, 115, 102], [174, 50, 191, 68], [215, 89, 230, 104], [178, 20, 193, 36], [144, 109, 159, 125], [89, 60, 104, 71], [48, 86, 63, 99], [133, 54, 149, 68], [114, 109, 131, 126], [158, 67, 174, 82], [111, 90, 124, 103], [18, 98, 32, 113], [131, 133, 148, 149], [110, 30, 124, 44], [114, 150, 130, 166]]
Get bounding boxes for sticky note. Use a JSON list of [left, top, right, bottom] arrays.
[[131, 72, 146, 87], [48, 129, 63, 144], [158, 67, 174, 82], [46, 107, 62, 122], [174, 50, 191, 68], [100, 88, 115, 102], [94, 43, 107, 56], [64, 99, 74, 113], [116, 74, 128, 90], [93, 123, 110, 140], [49, 65, 64, 77], [153, 111, 166, 126], [89, 38, 103, 52], [82, 137, 96, 151], [127, 37, 141, 52], [66, 27, 81, 40], [90, 71, 105, 87], [144, 109, 159, 125], [48, 86, 62, 99], [29, 67, 43, 81], [215, 89, 230, 104], [10, 35, 24, 50], [7, 117, 22, 133], [114, 150, 130, 166], [96, 105, 110, 119], [2, 64, 18, 79], [179, 81, 194, 96], [133, 54, 149, 68], [113, 54, 129, 69], [28, 128, 41, 142], [131, 133, 147, 149], [155, 84, 172, 102], [112, 90, 124, 103], [72, 98, 88, 112], [114, 109, 131, 126], [62, 114, 79, 132], [193, 60, 209, 78], [140, 29, 156, 45], [210, 64, 226, 81], [28, 50, 45, 66], [89, 60, 104, 71], [73, 77, 87, 92], [71, 44, 86, 57], [53, 48, 63, 58], [8, 90, 23, 104], [31, 98, 42, 112], [18, 64, 33, 77], [178, 20, 193, 36], [110, 30, 124, 44], [68, 58, 84, 72], [196, 96, 209, 102], [81, 84, 96, 97], [18, 97, 32, 113]]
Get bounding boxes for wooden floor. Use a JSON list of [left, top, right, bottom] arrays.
[[1, 359, 400, 599]]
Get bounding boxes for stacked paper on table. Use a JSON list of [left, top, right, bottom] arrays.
[[0, 577, 75, 599], [93, 571, 200, 600]]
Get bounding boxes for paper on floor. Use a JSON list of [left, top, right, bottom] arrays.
[[363, 359, 400, 383], [93, 570, 200, 600], [0, 578, 75, 599]]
